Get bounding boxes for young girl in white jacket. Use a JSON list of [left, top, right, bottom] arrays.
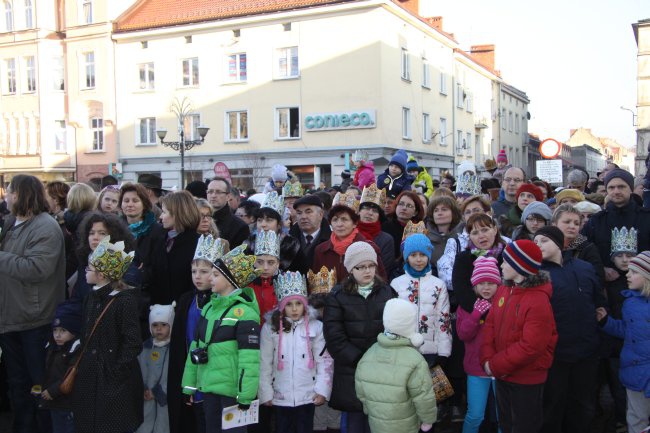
[[391, 233, 452, 366], [259, 271, 333, 433]]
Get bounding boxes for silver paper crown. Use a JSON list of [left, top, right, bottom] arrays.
[[274, 271, 308, 302], [262, 191, 284, 215], [351, 150, 369, 163], [255, 230, 281, 257], [193, 234, 226, 264], [455, 174, 482, 197], [611, 227, 637, 255]]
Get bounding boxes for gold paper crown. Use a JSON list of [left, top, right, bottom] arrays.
[[307, 266, 337, 295], [282, 181, 304, 198], [332, 191, 360, 213], [89, 236, 135, 281], [360, 183, 386, 210], [402, 220, 428, 241], [193, 234, 226, 264], [262, 191, 285, 216], [611, 227, 637, 255], [215, 245, 262, 288], [255, 230, 281, 258], [275, 271, 308, 302]]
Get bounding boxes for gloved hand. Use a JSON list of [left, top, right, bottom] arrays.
[[473, 298, 491, 315], [420, 423, 433, 432], [238, 403, 250, 411]]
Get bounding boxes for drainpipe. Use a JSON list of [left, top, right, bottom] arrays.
[[451, 75, 456, 176]]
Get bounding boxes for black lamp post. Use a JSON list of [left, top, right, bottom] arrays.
[[156, 97, 209, 189]]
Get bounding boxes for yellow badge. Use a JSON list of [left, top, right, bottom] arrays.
[[498, 297, 505, 307], [224, 413, 235, 422], [233, 307, 244, 318], [383, 178, 390, 185], [151, 351, 160, 361]]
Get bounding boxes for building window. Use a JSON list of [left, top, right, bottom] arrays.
[[83, 52, 95, 89], [401, 48, 410, 81], [275, 47, 298, 79], [138, 62, 154, 90], [422, 113, 430, 143], [24, 56, 35, 92], [402, 107, 411, 139], [4, 1, 12, 31], [52, 56, 64, 90], [55, 120, 66, 152], [456, 84, 465, 108], [184, 113, 200, 141], [24, 0, 31, 28], [181, 58, 199, 86], [457, 130, 463, 150], [226, 110, 248, 142], [508, 111, 513, 131], [5, 58, 16, 94], [515, 114, 519, 134], [82, 0, 92, 24], [439, 71, 447, 95], [501, 108, 506, 130], [466, 132, 472, 151], [138, 117, 156, 145], [422, 57, 430, 88], [276, 107, 299, 139], [90, 117, 103, 151], [227, 53, 247, 82], [521, 116, 525, 134], [439, 117, 447, 145], [465, 92, 473, 113]]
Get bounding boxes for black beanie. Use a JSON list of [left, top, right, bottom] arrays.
[[534, 226, 565, 251]]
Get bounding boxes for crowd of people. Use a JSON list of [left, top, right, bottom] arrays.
[[0, 146, 649, 433]]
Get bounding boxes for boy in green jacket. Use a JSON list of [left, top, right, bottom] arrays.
[[182, 245, 262, 433], [355, 298, 437, 433]]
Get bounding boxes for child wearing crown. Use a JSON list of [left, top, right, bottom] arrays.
[[249, 230, 281, 325], [72, 236, 145, 433], [182, 245, 262, 433], [259, 272, 333, 433]]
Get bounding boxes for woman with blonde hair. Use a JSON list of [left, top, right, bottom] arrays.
[[64, 183, 97, 242], [195, 198, 230, 252], [425, 195, 463, 265]]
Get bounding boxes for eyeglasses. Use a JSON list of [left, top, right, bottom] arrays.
[[397, 202, 415, 209], [525, 216, 546, 224], [353, 264, 377, 272], [463, 208, 484, 217], [503, 178, 524, 184], [200, 214, 212, 220], [206, 190, 228, 195]]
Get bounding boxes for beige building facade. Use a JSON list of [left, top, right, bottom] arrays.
[[634, 18, 650, 176]]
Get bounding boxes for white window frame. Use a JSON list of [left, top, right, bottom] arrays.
[[275, 46, 298, 79], [4, 1, 12, 31], [225, 110, 248, 142], [515, 114, 520, 134], [82, 51, 95, 89], [90, 117, 103, 151], [138, 62, 154, 90], [181, 57, 199, 87], [4, 58, 16, 94], [184, 113, 201, 141], [466, 132, 472, 152], [465, 92, 473, 113], [275, 107, 300, 140], [402, 107, 411, 139], [456, 84, 465, 108], [422, 57, 430, 88], [508, 111, 513, 132], [422, 113, 431, 143], [137, 117, 156, 145], [439, 71, 447, 95], [52, 56, 64, 91], [225, 53, 247, 83], [54, 120, 66, 152], [439, 117, 447, 145], [81, 0, 92, 24], [24, 0, 31, 28], [24, 56, 35, 92], [457, 130, 463, 150], [401, 48, 410, 81], [501, 108, 506, 130]]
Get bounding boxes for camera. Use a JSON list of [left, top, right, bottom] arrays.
[[190, 347, 208, 365]]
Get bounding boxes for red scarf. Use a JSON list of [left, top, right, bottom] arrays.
[[331, 228, 360, 256], [357, 220, 381, 241]]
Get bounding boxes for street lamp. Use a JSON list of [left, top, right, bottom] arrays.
[[620, 106, 638, 127], [156, 97, 209, 189]]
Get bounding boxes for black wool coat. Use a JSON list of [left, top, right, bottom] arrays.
[[323, 282, 396, 412], [213, 205, 250, 249], [72, 285, 143, 433], [289, 218, 332, 266], [150, 230, 200, 305]]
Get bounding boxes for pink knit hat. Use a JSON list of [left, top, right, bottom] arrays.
[[471, 256, 501, 286], [496, 149, 508, 164]]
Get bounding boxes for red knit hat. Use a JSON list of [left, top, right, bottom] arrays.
[[503, 240, 542, 276], [497, 149, 508, 164], [515, 183, 543, 202], [471, 257, 501, 286]]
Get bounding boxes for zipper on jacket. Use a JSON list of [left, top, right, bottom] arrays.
[[238, 369, 244, 392], [497, 288, 513, 341]]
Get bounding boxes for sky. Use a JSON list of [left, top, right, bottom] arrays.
[[422, 0, 650, 149]]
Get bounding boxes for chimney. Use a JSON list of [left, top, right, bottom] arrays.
[[470, 44, 495, 71], [396, 0, 420, 16], [424, 16, 443, 31]]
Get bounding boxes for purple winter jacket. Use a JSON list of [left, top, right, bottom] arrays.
[[457, 307, 489, 377]]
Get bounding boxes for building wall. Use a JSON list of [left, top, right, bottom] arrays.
[[636, 19, 650, 176], [497, 84, 529, 169]]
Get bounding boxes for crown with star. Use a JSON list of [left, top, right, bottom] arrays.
[[360, 183, 386, 210], [307, 266, 337, 295], [89, 236, 135, 281], [261, 191, 285, 215], [455, 174, 482, 197], [274, 271, 308, 302], [193, 234, 226, 265], [611, 227, 637, 255], [255, 230, 281, 258]]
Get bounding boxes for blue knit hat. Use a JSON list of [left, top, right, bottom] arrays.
[[52, 300, 82, 336], [406, 156, 419, 172], [521, 201, 553, 224], [402, 234, 433, 261], [389, 149, 408, 173]]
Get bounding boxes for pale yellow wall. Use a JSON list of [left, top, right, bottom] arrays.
[[638, 24, 650, 130]]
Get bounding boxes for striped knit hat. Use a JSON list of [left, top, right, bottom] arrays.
[[471, 257, 501, 286], [503, 240, 543, 276], [629, 251, 650, 281]]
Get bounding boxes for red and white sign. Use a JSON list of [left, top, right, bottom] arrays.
[[213, 162, 232, 184], [539, 138, 562, 159]]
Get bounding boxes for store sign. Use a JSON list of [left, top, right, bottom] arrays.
[[536, 159, 563, 184], [305, 110, 376, 131], [213, 162, 233, 184]]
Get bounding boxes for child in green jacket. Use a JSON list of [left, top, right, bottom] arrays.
[[355, 298, 437, 433], [182, 245, 262, 433]]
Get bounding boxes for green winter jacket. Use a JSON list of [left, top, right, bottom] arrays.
[[355, 333, 437, 433], [181, 287, 261, 405], [414, 170, 434, 198]]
